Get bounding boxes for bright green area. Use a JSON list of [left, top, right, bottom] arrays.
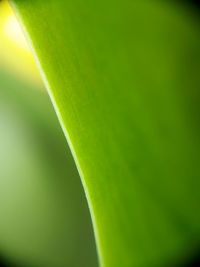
[[9, 1, 200, 267], [0, 69, 97, 267]]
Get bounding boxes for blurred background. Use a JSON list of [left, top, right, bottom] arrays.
[[0, 0, 199, 267], [0, 1, 98, 266]]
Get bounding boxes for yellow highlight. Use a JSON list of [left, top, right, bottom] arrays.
[[0, 0, 42, 87], [4, 14, 29, 50]]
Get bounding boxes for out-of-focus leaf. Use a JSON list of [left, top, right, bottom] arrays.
[[0, 68, 98, 267], [8, 1, 200, 267]]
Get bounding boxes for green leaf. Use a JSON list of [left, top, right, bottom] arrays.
[[9, 1, 200, 267]]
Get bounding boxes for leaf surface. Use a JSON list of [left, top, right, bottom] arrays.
[[9, 1, 200, 266]]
